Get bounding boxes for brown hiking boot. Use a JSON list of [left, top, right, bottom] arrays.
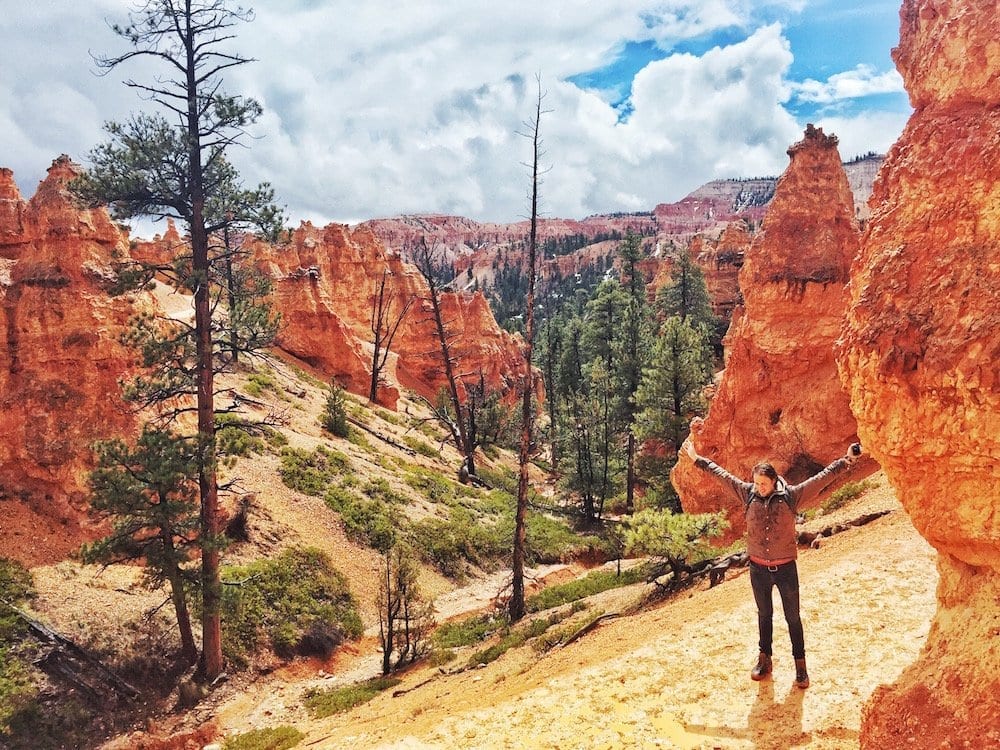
[[751, 652, 772, 681], [794, 658, 810, 689]]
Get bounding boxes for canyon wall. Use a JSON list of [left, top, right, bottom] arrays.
[[672, 127, 875, 540], [837, 0, 1000, 744], [250, 222, 532, 409], [688, 221, 751, 321], [0, 157, 149, 565]]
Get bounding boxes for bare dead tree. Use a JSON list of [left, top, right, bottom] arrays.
[[510, 77, 551, 622], [377, 545, 434, 675], [413, 239, 472, 466], [369, 268, 414, 403]]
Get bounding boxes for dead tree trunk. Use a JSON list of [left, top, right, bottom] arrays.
[[369, 268, 413, 403], [511, 78, 548, 622]]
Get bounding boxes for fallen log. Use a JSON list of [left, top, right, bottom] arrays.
[[797, 509, 893, 547], [0, 600, 140, 701], [347, 416, 417, 455]]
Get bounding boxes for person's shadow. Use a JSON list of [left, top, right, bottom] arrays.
[[746, 679, 810, 749]]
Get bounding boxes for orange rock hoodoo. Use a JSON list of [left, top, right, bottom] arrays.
[[837, 1, 1000, 744], [672, 126, 875, 540], [250, 222, 532, 410], [0, 157, 149, 565]]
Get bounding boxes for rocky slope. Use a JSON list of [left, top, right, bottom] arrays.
[[0, 157, 153, 565], [193, 483, 934, 750], [837, 0, 1000, 744], [672, 126, 876, 541]]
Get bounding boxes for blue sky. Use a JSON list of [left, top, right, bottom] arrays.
[[571, 0, 908, 139], [0, 1, 911, 233]]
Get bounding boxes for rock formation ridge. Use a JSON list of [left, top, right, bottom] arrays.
[[837, 0, 1000, 744], [0, 157, 150, 564]]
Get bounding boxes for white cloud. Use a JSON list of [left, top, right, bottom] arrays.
[[0, 1, 902, 234], [809, 110, 910, 160], [792, 64, 905, 104]]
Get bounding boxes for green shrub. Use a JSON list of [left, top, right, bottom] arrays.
[[220, 547, 362, 665], [279, 445, 351, 496], [244, 371, 283, 399], [224, 726, 304, 750], [217, 425, 265, 458], [526, 565, 650, 613], [321, 383, 350, 437], [823, 479, 879, 514], [402, 435, 438, 458], [0, 559, 33, 642], [340, 498, 398, 552], [0, 559, 39, 740], [363, 477, 406, 505], [303, 677, 401, 718], [404, 468, 459, 504], [410, 506, 507, 576], [431, 614, 506, 649]]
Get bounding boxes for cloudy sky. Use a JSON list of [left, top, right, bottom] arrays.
[[1, 1, 910, 233]]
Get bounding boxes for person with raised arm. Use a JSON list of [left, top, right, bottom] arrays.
[[682, 432, 862, 688]]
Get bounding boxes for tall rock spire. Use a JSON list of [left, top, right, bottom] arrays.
[[673, 125, 873, 540]]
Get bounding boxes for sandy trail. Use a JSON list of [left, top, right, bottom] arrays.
[[295, 505, 936, 750]]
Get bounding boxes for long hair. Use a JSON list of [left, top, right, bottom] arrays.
[[751, 461, 778, 480]]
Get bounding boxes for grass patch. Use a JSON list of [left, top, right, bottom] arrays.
[[375, 407, 402, 425], [303, 677, 401, 719], [431, 614, 505, 650], [223, 726, 304, 750], [346, 428, 373, 452], [279, 445, 352, 496], [466, 611, 573, 668], [220, 547, 362, 666], [402, 435, 439, 458], [475, 464, 518, 495], [526, 565, 648, 613], [244, 371, 286, 400], [822, 479, 879, 514], [532, 606, 600, 653]]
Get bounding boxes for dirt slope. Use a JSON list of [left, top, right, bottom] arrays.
[[207, 483, 936, 750]]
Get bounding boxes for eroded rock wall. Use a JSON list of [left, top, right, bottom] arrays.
[[250, 222, 532, 409], [672, 127, 875, 540], [0, 157, 148, 565], [838, 1, 1000, 743]]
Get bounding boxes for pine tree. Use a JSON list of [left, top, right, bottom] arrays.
[[83, 428, 200, 665], [617, 233, 652, 513], [635, 316, 713, 510], [71, 0, 280, 680]]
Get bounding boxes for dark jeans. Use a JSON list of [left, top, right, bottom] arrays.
[[749, 560, 805, 659]]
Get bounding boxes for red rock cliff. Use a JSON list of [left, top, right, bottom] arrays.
[[250, 222, 532, 409], [673, 127, 875, 540], [838, 1, 1000, 744], [688, 222, 752, 321], [0, 157, 148, 565]]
